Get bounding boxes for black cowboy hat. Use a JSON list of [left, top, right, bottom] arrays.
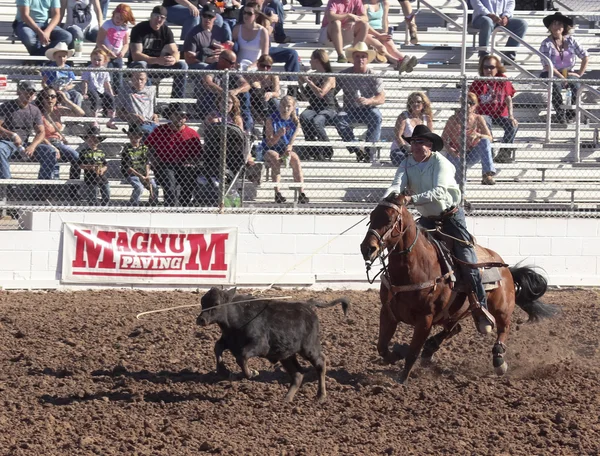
[[402, 125, 444, 152], [543, 12, 573, 29], [163, 103, 190, 118], [122, 123, 144, 135], [81, 125, 106, 141]]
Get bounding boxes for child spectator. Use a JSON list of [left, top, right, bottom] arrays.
[[121, 124, 158, 206], [262, 95, 308, 204], [41, 42, 84, 107], [78, 125, 110, 205], [96, 3, 136, 89], [390, 91, 434, 166], [82, 48, 117, 129]]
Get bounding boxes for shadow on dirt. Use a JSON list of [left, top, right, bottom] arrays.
[[39, 390, 221, 406]]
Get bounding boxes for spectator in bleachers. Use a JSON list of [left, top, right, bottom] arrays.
[[390, 91, 434, 166], [121, 124, 158, 206], [96, 4, 136, 91], [255, 11, 301, 74], [248, 55, 280, 123], [240, 0, 289, 44], [34, 87, 82, 180], [469, 54, 517, 163], [364, 0, 418, 72], [61, 0, 102, 43], [262, 95, 309, 204], [0, 82, 56, 180], [335, 42, 385, 163], [42, 42, 84, 107], [129, 5, 188, 99], [205, 92, 244, 129], [197, 50, 254, 133], [471, 0, 527, 61], [115, 71, 159, 136], [146, 103, 202, 206], [539, 12, 589, 124], [78, 125, 110, 205], [232, 2, 269, 70], [442, 92, 496, 185], [298, 49, 337, 161], [399, 0, 418, 44], [162, 0, 200, 40], [82, 48, 117, 130], [320, 0, 368, 63], [183, 3, 233, 69], [15, 0, 73, 56]]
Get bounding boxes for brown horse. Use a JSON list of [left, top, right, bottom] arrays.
[[360, 193, 557, 383]]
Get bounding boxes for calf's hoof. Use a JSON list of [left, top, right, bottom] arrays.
[[494, 360, 508, 376], [316, 392, 327, 403], [248, 368, 259, 378]]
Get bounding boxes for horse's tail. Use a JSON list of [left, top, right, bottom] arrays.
[[509, 265, 559, 321], [310, 298, 350, 316]]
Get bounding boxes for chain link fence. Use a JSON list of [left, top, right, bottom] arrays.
[[0, 64, 599, 228]]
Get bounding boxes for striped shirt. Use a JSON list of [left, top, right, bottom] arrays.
[[539, 35, 588, 71]]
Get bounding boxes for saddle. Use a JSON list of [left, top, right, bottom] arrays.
[[424, 227, 506, 292]]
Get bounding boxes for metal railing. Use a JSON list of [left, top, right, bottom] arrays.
[[575, 82, 600, 162]]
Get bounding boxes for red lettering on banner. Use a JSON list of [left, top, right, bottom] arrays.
[[169, 234, 186, 253], [120, 255, 183, 270], [149, 234, 168, 253], [185, 233, 229, 271], [72, 230, 117, 268], [116, 232, 131, 252], [131, 232, 150, 252]]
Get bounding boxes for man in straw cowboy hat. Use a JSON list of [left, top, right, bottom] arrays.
[[383, 124, 496, 335], [539, 12, 589, 124], [41, 42, 83, 106], [334, 41, 385, 164]]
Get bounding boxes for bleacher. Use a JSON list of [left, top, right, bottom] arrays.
[[1, 0, 600, 213]]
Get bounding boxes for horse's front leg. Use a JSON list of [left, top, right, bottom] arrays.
[[377, 303, 399, 364], [399, 315, 433, 384]]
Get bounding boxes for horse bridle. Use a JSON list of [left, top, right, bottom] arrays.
[[365, 200, 420, 284]]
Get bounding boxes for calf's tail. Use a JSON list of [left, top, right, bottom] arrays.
[[310, 298, 350, 316], [510, 265, 560, 321]]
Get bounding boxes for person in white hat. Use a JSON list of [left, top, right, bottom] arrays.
[[14, 0, 73, 56], [41, 42, 84, 106], [334, 42, 385, 164]]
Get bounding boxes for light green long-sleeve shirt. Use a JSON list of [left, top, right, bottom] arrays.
[[383, 152, 461, 217]]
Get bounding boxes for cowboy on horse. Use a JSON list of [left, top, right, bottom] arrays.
[[382, 124, 496, 334]]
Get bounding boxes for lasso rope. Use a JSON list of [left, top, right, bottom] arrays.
[[135, 296, 293, 319]]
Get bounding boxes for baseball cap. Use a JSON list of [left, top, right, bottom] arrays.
[[201, 3, 219, 17], [17, 81, 37, 92]]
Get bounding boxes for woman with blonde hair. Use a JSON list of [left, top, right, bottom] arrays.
[[390, 91, 433, 165], [248, 54, 280, 123], [262, 96, 309, 204], [442, 92, 496, 185]]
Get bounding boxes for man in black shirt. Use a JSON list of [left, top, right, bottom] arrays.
[[129, 5, 188, 99], [0, 81, 57, 179]]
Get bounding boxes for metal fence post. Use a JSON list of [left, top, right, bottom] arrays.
[[219, 70, 229, 210], [459, 75, 469, 203]]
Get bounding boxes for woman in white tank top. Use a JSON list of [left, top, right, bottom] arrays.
[[233, 3, 269, 70], [390, 91, 434, 165]]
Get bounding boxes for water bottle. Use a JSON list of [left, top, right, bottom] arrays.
[[282, 153, 289, 168], [74, 39, 83, 58], [388, 26, 394, 36], [565, 86, 573, 106]]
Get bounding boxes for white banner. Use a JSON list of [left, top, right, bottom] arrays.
[[62, 223, 237, 284]]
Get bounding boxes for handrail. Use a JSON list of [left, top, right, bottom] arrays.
[[491, 26, 554, 142], [574, 83, 600, 163], [416, 0, 468, 75]]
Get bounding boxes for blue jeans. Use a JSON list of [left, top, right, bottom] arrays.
[[15, 21, 73, 56], [84, 181, 110, 205], [65, 89, 83, 107], [267, 0, 286, 41], [419, 207, 487, 308], [299, 108, 337, 141], [108, 57, 123, 91], [165, 4, 201, 40], [126, 175, 158, 205], [66, 24, 98, 43], [0, 140, 57, 179], [52, 142, 80, 180], [471, 15, 528, 59], [128, 60, 188, 99], [446, 138, 496, 185], [484, 115, 517, 144], [540, 71, 580, 118], [100, 0, 109, 19], [269, 46, 300, 73], [335, 106, 382, 143]]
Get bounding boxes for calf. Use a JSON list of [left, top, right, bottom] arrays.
[[197, 287, 349, 402]]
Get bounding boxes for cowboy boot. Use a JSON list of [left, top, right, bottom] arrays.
[[468, 292, 496, 335]]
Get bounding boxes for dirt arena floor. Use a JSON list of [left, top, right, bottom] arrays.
[[1, 287, 599, 456]]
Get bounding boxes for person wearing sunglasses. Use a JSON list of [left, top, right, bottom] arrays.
[[238, 0, 289, 44], [248, 54, 280, 123], [442, 92, 496, 186], [129, 5, 188, 99], [232, 2, 269, 70], [469, 54, 517, 163], [183, 3, 234, 68], [390, 91, 434, 166], [145, 103, 202, 206], [383, 124, 496, 335]]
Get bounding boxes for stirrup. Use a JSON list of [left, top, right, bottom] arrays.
[[468, 292, 496, 334]]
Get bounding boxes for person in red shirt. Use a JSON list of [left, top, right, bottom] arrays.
[[146, 103, 202, 206], [469, 54, 518, 163]]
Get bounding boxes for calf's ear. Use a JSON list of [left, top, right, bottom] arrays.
[[226, 287, 237, 301]]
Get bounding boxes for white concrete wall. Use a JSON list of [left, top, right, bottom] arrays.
[[0, 211, 598, 289]]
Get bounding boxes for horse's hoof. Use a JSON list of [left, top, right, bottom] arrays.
[[248, 369, 259, 378], [397, 373, 408, 385], [494, 361, 508, 376], [421, 355, 434, 366]]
